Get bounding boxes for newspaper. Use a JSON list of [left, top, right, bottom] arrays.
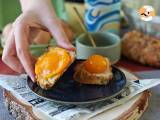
[[0, 74, 160, 120]]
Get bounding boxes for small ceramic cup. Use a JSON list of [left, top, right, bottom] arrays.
[[76, 32, 121, 63]]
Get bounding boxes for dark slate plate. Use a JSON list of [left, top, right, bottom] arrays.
[[27, 60, 127, 105]]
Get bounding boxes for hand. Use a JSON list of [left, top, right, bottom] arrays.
[[2, 0, 75, 81]]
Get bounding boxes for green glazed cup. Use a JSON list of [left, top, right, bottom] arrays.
[[76, 32, 121, 63]]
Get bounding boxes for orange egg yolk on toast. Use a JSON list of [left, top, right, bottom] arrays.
[[84, 55, 109, 74], [35, 47, 74, 89]]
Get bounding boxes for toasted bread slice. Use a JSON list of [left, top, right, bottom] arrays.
[[73, 59, 113, 85], [35, 48, 75, 90]]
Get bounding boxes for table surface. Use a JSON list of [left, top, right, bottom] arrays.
[[0, 58, 160, 120]]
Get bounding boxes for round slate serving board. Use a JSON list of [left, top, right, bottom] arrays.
[[27, 61, 127, 104]]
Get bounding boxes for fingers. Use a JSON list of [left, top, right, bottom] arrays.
[[45, 18, 76, 51], [14, 20, 35, 82], [2, 29, 24, 73], [60, 20, 74, 42], [57, 42, 76, 51]]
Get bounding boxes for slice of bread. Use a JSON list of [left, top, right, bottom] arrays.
[[36, 49, 75, 90], [73, 60, 113, 85], [122, 30, 160, 67]]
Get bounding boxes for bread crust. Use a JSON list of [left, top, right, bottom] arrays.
[[73, 62, 113, 85], [122, 30, 160, 67]]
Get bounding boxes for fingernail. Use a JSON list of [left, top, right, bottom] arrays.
[[69, 45, 76, 51], [71, 48, 76, 51], [31, 75, 36, 83]]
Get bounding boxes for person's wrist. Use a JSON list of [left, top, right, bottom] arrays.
[[20, 0, 52, 13]]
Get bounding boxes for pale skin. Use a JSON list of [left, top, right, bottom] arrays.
[[2, 0, 75, 81]]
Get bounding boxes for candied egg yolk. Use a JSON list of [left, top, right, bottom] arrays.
[[84, 55, 109, 73], [35, 47, 71, 78]]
